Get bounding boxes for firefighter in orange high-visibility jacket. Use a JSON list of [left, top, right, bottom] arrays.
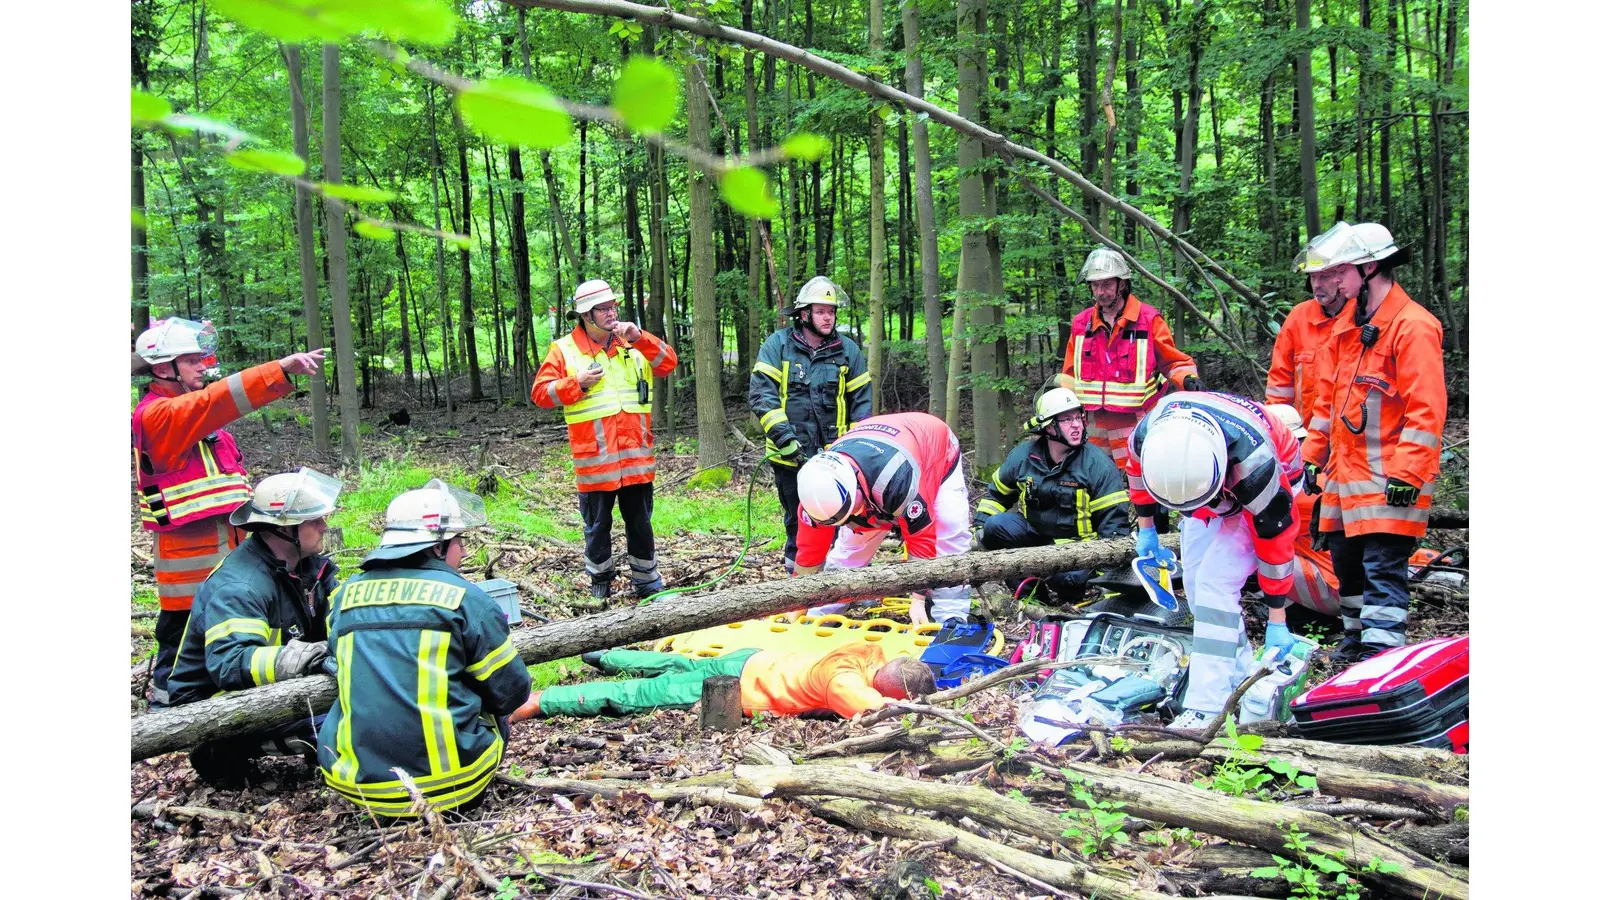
[[132, 317, 326, 706], [1057, 247, 1201, 476], [1297, 222, 1446, 664], [533, 279, 679, 601], [1265, 273, 1351, 426]]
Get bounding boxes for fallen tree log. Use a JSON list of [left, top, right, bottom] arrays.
[[803, 797, 1178, 900], [1109, 733, 1468, 783], [1193, 749, 1468, 822], [1054, 761, 1469, 900], [1387, 822, 1469, 865], [131, 536, 1168, 760]]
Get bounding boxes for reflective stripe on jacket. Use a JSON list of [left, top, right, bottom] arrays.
[[1303, 283, 1445, 539], [532, 326, 679, 493], [1061, 296, 1197, 414], [1127, 392, 1302, 596], [794, 412, 961, 566], [975, 437, 1131, 541], [166, 534, 337, 706], [747, 328, 872, 467], [1266, 299, 1341, 425], [132, 360, 293, 531], [317, 555, 531, 818]]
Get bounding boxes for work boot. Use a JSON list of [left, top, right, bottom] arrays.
[[633, 578, 666, 600], [590, 581, 613, 601], [188, 742, 253, 790], [579, 650, 612, 672], [1326, 635, 1385, 666]]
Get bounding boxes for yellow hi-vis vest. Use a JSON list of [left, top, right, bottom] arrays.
[[552, 334, 652, 423]]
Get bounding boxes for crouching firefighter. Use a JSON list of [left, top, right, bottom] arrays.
[[317, 480, 533, 819], [748, 275, 873, 572], [166, 468, 343, 787], [533, 278, 679, 600], [974, 387, 1131, 606], [793, 412, 972, 626], [132, 317, 326, 705], [1126, 393, 1305, 731]]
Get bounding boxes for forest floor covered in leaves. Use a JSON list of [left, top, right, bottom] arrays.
[[130, 390, 1469, 899]]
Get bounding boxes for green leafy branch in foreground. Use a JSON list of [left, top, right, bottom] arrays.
[[137, 0, 831, 228]]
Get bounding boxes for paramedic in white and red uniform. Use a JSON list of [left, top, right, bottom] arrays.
[[792, 412, 972, 625], [1126, 392, 1304, 730]]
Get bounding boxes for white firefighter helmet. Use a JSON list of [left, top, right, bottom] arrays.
[[1139, 407, 1228, 512], [368, 479, 489, 561], [797, 451, 862, 527], [229, 467, 344, 528], [134, 317, 219, 376], [781, 275, 849, 316], [1294, 221, 1403, 274], [572, 278, 618, 315], [1079, 247, 1132, 283], [1035, 387, 1084, 421], [1265, 403, 1309, 440]]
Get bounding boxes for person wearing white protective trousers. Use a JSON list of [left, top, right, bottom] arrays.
[[1124, 393, 1305, 730], [792, 412, 972, 625]]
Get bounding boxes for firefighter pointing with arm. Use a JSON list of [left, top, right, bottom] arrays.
[[132, 317, 326, 706], [534, 279, 679, 601], [748, 276, 873, 573], [1296, 223, 1446, 663]]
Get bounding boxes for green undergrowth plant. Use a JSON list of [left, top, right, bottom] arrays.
[[1249, 822, 1402, 899], [1057, 774, 1131, 857], [1197, 716, 1318, 800]]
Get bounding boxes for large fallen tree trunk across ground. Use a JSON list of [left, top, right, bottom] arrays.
[[131, 535, 1168, 760]]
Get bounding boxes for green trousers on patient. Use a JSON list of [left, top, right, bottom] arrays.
[[537, 649, 759, 718]]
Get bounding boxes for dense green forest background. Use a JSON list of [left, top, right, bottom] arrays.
[[130, 0, 1466, 468]]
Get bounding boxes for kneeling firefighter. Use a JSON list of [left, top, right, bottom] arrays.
[[974, 387, 1132, 606]]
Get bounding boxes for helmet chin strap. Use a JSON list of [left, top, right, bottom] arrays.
[[1354, 265, 1382, 324]]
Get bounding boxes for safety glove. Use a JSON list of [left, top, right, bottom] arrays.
[[1302, 463, 1323, 495], [776, 439, 803, 461], [1263, 620, 1299, 661], [1182, 375, 1205, 392], [277, 639, 331, 679], [1385, 477, 1420, 507]]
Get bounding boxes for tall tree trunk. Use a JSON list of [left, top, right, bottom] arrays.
[[897, 116, 913, 343], [1429, 0, 1461, 352], [743, 0, 764, 381], [1380, 0, 1396, 225], [454, 108, 484, 400], [285, 44, 332, 453], [647, 140, 671, 428], [540, 151, 583, 287], [323, 44, 361, 463], [1123, 0, 1142, 247], [395, 224, 415, 388], [903, 0, 947, 418], [427, 83, 456, 426], [687, 52, 729, 468], [1295, 0, 1320, 236], [132, 139, 150, 336], [1047, 0, 1071, 350], [1100, 0, 1124, 235], [483, 144, 506, 404], [958, 0, 1000, 466], [1076, 0, 1101, 225], [867, 0, 887, 414]]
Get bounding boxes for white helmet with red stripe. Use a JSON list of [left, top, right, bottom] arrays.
[[378, 479, 489, 546], [229, 467, 344, 527], [1140, 407, 1228, 512], [133, 317, 220, 376], [797, 451, 862, 527], [572, 279, 618, 315]]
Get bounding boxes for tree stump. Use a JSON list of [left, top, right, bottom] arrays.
[[700, 675, 742, 732]]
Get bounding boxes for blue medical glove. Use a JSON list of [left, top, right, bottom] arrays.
[[1264, 621, 1298, 661], [1135, 526, 1160, 558]]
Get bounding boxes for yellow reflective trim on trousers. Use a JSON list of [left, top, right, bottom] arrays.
[[1087, 490, 1130, 512], [1076, 488, 1092, 539], [845, 372, 872, 392], [417, 631, 459, 775], [249, 645, 280, 686], [323, 733, 504, 802], [332, 633, 359, 785], [760, 408, 789, 431], [466, 637, 517, 681], [205, 617, 269, 645], [753, 361, 784, 381]]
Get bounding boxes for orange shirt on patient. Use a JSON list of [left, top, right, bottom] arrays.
[[738, 643, 893, 718]]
